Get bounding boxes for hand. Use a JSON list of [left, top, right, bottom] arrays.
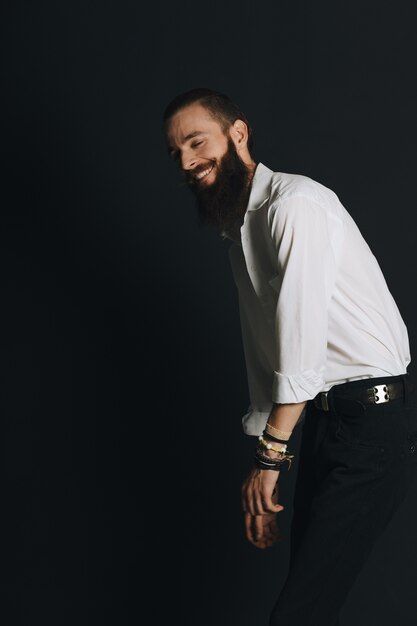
[[244, 510, 282, 549], [243, 482, 283, 548], [241, 464, 284, 516]]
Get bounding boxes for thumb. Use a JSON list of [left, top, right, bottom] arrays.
[[264, 494, 284, 513]]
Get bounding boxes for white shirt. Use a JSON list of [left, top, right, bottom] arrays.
[[224, 163, 411, 436]]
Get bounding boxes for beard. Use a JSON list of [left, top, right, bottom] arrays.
[[183, 138, 254, 235]]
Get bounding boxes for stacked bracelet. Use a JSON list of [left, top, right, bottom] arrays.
[[253, 443, 295, 472], [253, 455, 282, 471]]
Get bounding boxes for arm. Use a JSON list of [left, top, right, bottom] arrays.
[[241, 400, 307, 549], [242, 194, 339, 547], [241, 402, 306, 517], [270, 194, 338, 404]]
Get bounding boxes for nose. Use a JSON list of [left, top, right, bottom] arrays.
[[181, 152, 199, 172]]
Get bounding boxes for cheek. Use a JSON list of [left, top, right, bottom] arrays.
[[200, 139, 226, 164], [199, 149, 216, 164], [204, 167, 216, 184]]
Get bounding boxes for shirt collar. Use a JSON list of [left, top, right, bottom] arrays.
[[246, 162, 274, 212], [220, 162, 274, 242]]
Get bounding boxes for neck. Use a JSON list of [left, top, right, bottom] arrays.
[[246, 160, 258, 184]]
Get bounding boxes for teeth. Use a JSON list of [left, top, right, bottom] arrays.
[[196, 165, 214, 180]]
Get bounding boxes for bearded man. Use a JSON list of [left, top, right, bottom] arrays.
[[163, 87, 417, 626]]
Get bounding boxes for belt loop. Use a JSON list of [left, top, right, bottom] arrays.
[[403, 373, 409, 407], [327, 386, 336, 414]]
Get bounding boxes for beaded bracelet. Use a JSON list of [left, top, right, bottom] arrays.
[[256, 445, 294, 466], [258, 435, 287, 454]]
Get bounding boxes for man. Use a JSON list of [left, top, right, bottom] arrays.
[[163, 87, 417, 626]]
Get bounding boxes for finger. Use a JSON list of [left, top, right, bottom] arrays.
[[259, 468, 284, 512], [242, 478, 253, 514], [262, 516, 272, 539], [263, 515, 271, 540], [245, 513, 271, 548], [246, 484, 256, 516], [245, 517, 267, 548], [272, 522, 282, 543], [254, 488, 266, 515], [253, 517, 269, 548], [253, 471, 269, 515], [254, 515, 264, 541], [261, 488, 285, 514], [245, 512, 256, 543], [241, 482, 248, 513], [265, 515, 279, 541]]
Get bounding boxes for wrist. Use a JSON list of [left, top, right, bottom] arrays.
[[266, 401, 307, 438]]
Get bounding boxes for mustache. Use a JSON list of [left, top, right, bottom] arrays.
[[181, 158, 217, 186]]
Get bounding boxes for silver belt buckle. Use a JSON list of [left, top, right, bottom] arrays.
[[373, 384, 390, 404]]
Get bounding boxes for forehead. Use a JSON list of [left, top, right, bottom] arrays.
[[166, 102, 224, 147]]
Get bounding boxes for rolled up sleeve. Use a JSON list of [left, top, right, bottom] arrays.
[[269, 195, 338, 404]]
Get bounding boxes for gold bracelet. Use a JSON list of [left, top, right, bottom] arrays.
[[265, 422, 292, 441]]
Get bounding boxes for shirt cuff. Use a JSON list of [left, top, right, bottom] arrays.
[[241, 407, 271, 436], [241, 404, 307, 436], [272, 367, 326, 404]]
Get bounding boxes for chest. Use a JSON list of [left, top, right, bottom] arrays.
[[241, 207, 281, 297], [229, 208, 281, 327]]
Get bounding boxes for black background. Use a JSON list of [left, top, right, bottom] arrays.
[[2, 1, 417, 625]]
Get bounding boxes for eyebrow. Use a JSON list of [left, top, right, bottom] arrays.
[[167, 131, 206, 158]]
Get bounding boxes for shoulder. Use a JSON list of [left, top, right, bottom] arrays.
[[267, 171, 344, 225], [269, 171, 339, 206]]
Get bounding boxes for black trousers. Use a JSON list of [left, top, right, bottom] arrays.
[[269, 373, 417, 626]]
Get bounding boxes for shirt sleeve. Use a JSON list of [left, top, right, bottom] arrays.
[[228, 242, 274, 413], [269, 194, 339, 404]]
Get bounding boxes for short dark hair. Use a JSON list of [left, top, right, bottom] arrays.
[[163, 87, 254, 156]]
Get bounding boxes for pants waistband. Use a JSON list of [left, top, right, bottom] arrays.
[[313, 374, 414, 413]]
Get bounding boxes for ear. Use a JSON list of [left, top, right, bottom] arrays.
[[230, 118, 249, 151]]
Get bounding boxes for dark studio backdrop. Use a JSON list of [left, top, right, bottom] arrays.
[[2, 1, 417, 625]]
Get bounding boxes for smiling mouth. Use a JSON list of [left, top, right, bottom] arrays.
[[194, 164, 215, 181]]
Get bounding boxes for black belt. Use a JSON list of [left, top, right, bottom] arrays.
[[313, 380, 413, 412]]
